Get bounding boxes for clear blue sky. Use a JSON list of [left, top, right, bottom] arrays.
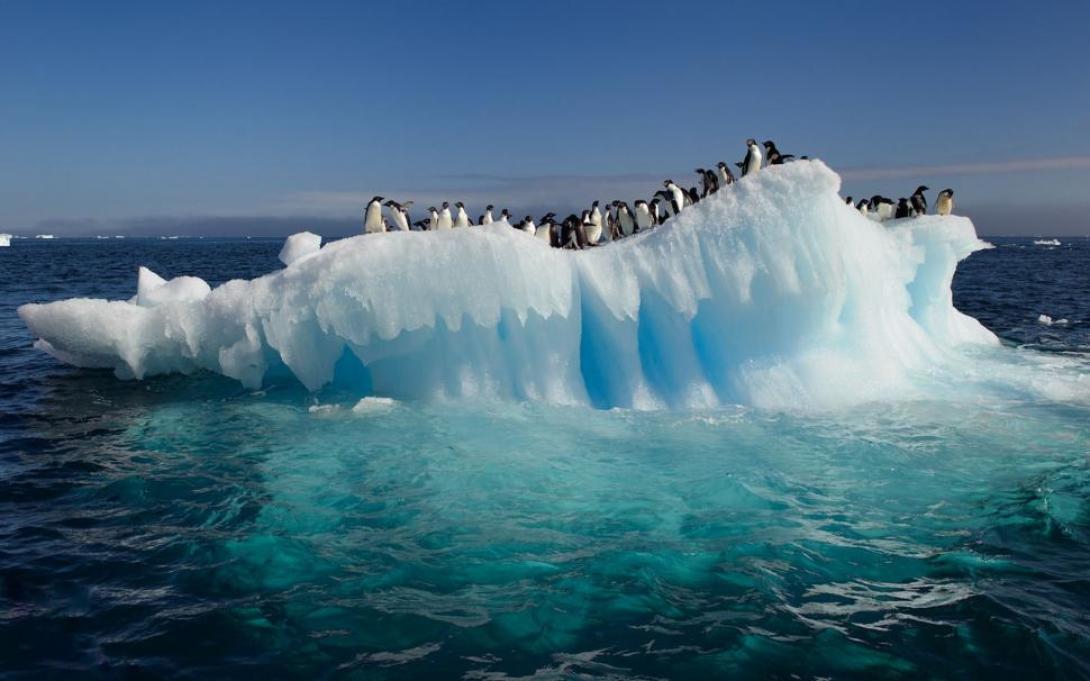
[[2, 0, 1089, 236]]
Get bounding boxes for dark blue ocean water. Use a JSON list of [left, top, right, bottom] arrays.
[[2, 236, 1090, 679]]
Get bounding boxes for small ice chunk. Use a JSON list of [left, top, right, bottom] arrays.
[[351, 397, 398, 414], [1034, 239, 1061, 246], [279, 231, 323, 267], [1038, 314, 1069, 326], [35, 234, 54, 240], [135, 266, 211, 307], [0, 233, 11, 247]]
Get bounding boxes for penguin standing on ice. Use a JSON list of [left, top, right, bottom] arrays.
[[870, 196, 895, 221], [716, 161, 736, 187], [453, 201, 472, 227], [634, 200, 654, 231], [663, 180, 686, 215], [910, 186, 929, 216], [537, 213, 557, 244], [650, 198, 665, 225], [384, 200, 412, 231], [480, 205, 495, 225], [436, 202, 453, 230], [895, 198, 911, 219], [364, 196, 386, 233], [580, 210, 600, 245], [696, 168, 718, 197], [935, 189, 955, 216], [518, 216, 536, 235], [855, 198, 870, 216], [738, 139, 762, 177], [588, 201, 604, 243], [763, 140, 794, 165], [612, 201, 636, 237], [500, 209, 512, 224]]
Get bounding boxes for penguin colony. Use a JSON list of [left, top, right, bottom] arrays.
[[362, 139, 956, 248]]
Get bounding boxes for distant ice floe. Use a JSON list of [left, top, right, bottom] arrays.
[[35, 234, 55, 240], [1034, 239, 1062, 246], [1038, 314, 1069, 327], [21, 161, 1020, 411], [0, 233, 11, 247]]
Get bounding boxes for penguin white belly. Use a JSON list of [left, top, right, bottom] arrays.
[[536, 224, 551, 242], [936, 196, 953, 216], [586, 222, 602, 244], [364, 205, 385, 233], [437, 211, 453, 230]]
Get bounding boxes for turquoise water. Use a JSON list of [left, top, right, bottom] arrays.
[[3, 238, 1090, 678]]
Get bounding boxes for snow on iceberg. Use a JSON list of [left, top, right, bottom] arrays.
[[278, 231, 322, 266], [18, 161, 1000, 410]]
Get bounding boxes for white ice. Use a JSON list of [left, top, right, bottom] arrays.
[[1034, 239, 1062, 246], [0, 233, 11, 247], [20, 161, 1028, 410], [1038, 315, 1069, 327], [278, 231, 323, 267]]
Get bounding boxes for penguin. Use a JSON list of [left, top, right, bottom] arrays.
[[436, 202, 453, 230], [687, 187, 701, 206], [605, 204, 620, 241], [634, 200, 654, 231], [612, 201, 636, 237], [413, 218, 429, 230], [653, 190, 675, 219], [650, 197, 665, 225], [500, 209, 513, 224], [696, 168, 718, 197], [910, 186, 929, 216], [716, 161, 736, 187], [481, 204, 495, 225], [855, 198, 870, 216], [895, 198, 911, 219], [384, 200, 412, 231], [453, 201, 471, 227], [426, 206, 440, 231], [935, 189, 954, 216], [588, 201, 604, 243], [763, 140, 795, 165], [845, 196, 853, 205], [364, 196, 386, 233], [537, 213, 556, 244], [870, 196, 895, 221], [580, 210, 600, 245], [663, 180, 686, 215], [738, 139, 763, 177], [518, 216, 536, 236]]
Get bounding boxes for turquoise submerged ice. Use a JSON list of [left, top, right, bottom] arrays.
[[22, 159, 1068, 410]]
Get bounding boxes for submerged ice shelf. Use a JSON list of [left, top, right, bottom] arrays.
[[19, 161, 1003, 410]]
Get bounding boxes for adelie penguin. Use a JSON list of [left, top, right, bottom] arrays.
[[612, 201, 636, 237], [696, 168, 718, 197], [716, 161, 736, 187], [634, 200, 655, 231], [763, 140, 794, 165], [587, 201, 604, 244], [518, 216, 536, 236], [453, 201, 472, 228], [738, 139, 762, 177], [436, 202, 453, 230], [364, 196, 386, 234], [500, 209, 513, 225], [870, 196, 895, 221], [855, 198, 870, 216], [910, 186, 929, 216], [935, 189, 954, 216], [384, 200, 412, 231], [895, 198, 911, 219], [663, 180, 686, 215], [480, 205, 495, 226], [537, 213, 557, 244]]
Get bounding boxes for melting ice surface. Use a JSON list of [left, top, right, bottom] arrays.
[[23, 160, 1077, 411]]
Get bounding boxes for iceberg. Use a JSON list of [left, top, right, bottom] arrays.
[[18, 161, 1001, 410], [1034, 239, 1061, 246], [0, 233, 11, 247]]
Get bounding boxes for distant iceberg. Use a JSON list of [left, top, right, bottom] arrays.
[[18, 161, 1001, 410], [0, 233, 11, 247], [35, 234, 55, 240], [1034, 239, 1061, 246]]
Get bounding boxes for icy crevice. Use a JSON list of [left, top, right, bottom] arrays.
[[18, 161, 998, 410]]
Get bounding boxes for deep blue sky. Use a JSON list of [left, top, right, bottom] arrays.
[[2, 0, 1089, 236]]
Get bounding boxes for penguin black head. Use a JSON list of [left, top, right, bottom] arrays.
[[914, 186, 930, 194], [845, 196, 853, 204], [428, 206, 437, 213], [486, 204, 494, 211], [663, 179, 674, 187], [541, 212, 556, 222], [591, 200, 599, 208], [941, 188, 954, 196], [370, 196, 384, 204], [762, 140, 777, 150], [455, 201, 465, 208], [746, 138, 757, 147], [383, 199, 397, 208], [442, 201, 450, 209]]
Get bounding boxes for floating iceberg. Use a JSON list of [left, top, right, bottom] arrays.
[[18, 161, 1002, 410], [1034, 239, 1061, 246], [0, 233, 11, 247], [1038, 314, 1069, 327]]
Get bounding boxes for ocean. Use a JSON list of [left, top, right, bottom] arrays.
[[2, 236, 1090, 679]]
